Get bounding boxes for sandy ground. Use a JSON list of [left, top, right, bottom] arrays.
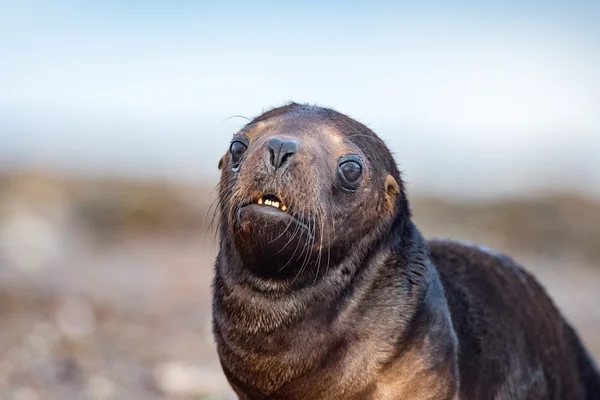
[[1, 234, 599, 399]]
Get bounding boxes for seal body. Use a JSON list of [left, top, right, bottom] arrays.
[[212, 103, 600, 399], [430, 240, 600, 399]]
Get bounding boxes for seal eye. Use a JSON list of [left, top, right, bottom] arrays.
[[338, 155, 363, 189], [230, 140, 247, 170]]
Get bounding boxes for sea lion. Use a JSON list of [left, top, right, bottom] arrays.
[[212, 103, 600, 399]]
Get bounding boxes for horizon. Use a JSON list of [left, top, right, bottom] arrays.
[[1, 1, 599, 198]]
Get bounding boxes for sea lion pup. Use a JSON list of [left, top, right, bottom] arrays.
[[212, 103, 600, 399]]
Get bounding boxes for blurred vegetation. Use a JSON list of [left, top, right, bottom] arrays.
[[0, 171, 214, 238], [1, 170, 599, 263], [412, 194, 600, 264]]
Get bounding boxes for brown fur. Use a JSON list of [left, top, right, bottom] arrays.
[[212, 103, 600, 399]]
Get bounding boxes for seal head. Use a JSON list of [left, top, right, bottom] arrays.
[[217, 103, 406, 287]]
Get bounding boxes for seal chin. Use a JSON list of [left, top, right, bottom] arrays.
[[232, 196, 318, 279]]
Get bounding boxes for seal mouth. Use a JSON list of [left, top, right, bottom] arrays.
[[236, 193, 310, 233], [255, 194, 287, 212]]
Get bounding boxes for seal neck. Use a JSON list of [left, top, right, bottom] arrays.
[[212, 220, 455, 398], [214, 217, 433, 333]]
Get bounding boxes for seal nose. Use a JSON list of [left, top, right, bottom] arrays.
[[265, 137, 297, 170]]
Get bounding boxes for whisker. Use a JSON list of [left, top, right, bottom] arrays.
[[275, 204, 306, 256], [205, 182, 237, 242], [204, 181, 235, 223], [278, 209, 306, 271], [268, 202, 297, 243], [294, 212, 315, 283], [325, 200, 334, 279], [221, 115, 250, 123], [313, 205, 325, 285], [203, 182, 236, 243]]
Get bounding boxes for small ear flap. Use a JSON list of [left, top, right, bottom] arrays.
[[217, 153, 227, 170], [384, 174, 400, 212]]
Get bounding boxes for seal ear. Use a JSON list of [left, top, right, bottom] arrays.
[[218, 153, 228, 170], [384, 174, 400, 212]]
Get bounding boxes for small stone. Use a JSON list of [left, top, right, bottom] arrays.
[[55, 357, 84, 386], [86, 375, 115, 400], [0, 212, 60, 272], [12, 387, 39, 400], [55, 297, 95, 339], [153, 361, 226, 396]]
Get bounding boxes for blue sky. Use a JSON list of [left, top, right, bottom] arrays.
[[1, 1, 599, 197]]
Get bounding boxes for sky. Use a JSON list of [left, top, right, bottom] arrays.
[[1, 1, 599, 198]]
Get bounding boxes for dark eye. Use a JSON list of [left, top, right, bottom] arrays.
[[230, 140, 247, 169], [338, 155, 363, 189]]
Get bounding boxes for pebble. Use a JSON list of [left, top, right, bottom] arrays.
[[153, 361, 227, 397], [54, 297, 96, 339]]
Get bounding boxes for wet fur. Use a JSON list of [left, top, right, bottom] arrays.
[[212, 103, 600, 399]]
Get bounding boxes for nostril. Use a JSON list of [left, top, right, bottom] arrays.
[[269, 147, 275, 167], [281, 152, 293, 166], [266, 137, 297, 170]]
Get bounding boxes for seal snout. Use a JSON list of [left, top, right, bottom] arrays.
[[265, 136, 297, 171]]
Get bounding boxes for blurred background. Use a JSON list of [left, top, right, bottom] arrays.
[[1, 1, 599, 399]]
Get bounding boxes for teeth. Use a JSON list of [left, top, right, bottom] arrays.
[[257, 196, 287, 211]]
